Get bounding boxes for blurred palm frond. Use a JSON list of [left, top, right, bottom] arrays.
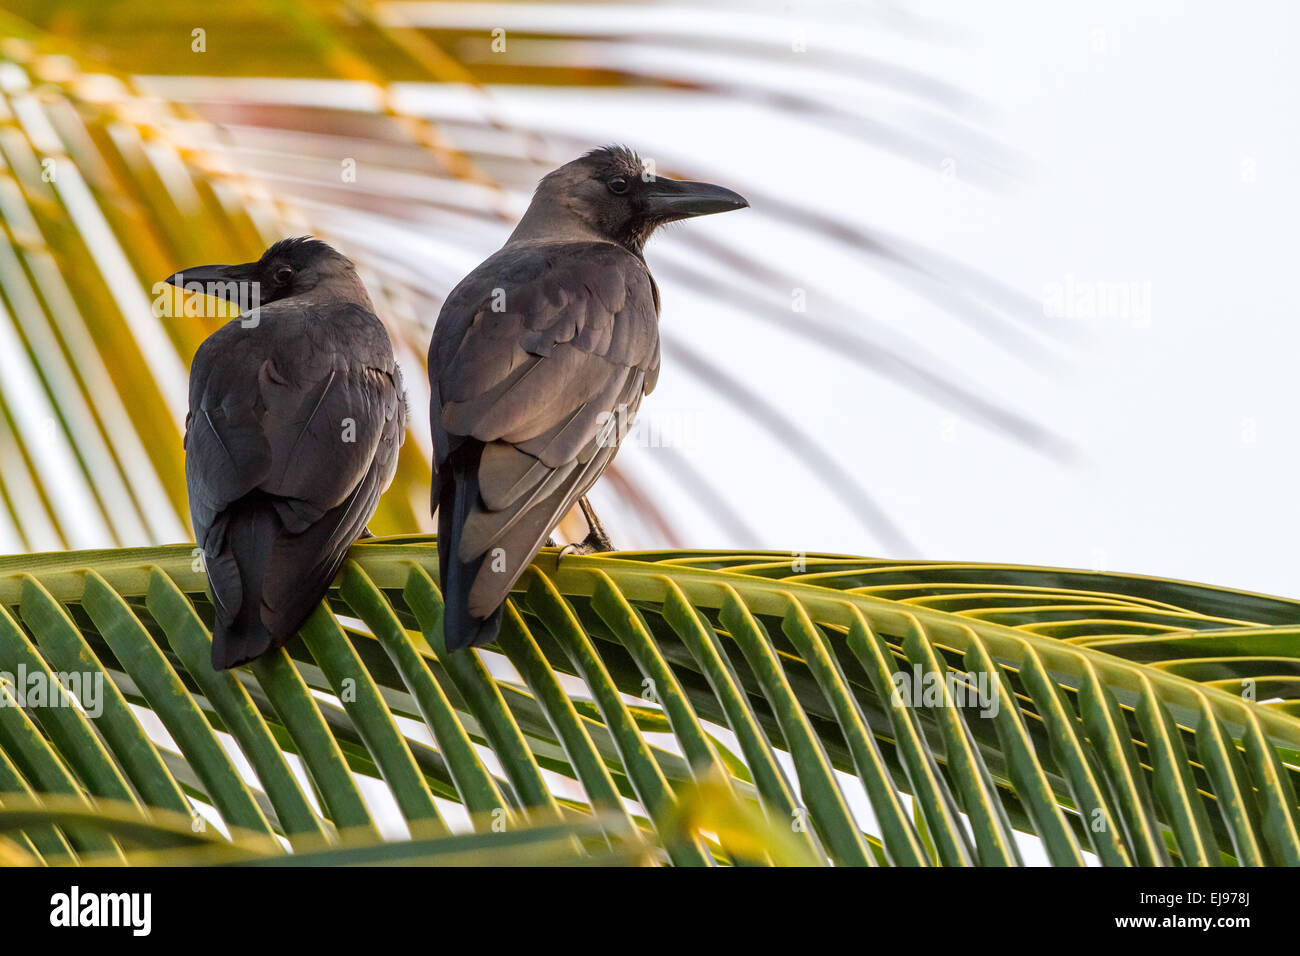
[[0, 0, 1067, 555]]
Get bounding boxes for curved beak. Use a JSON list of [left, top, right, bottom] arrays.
[[644, 177, 749, 220], [164, 261, 259, 302]]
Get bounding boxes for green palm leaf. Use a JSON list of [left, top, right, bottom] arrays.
[[0, 538, 1296, 866]]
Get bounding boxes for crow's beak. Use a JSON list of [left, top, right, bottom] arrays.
[[164, 262, 259, 302], [644, 178, 749, 220]]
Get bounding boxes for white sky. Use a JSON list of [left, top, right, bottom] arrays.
[[495, 0, 1300, 599], [11, 1, 1296, 604]]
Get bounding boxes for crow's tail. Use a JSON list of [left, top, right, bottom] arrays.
[[438, 442, 504, 652], [208, 498, 278, 670]]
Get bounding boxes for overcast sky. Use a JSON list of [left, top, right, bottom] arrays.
[[13, 1, 1295, 604], [460, 0, 1300, 599]]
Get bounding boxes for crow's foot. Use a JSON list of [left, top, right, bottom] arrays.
[[578, 497, 614, 552]]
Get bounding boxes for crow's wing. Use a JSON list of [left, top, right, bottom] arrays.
[[429, 240, 659, 629], [186, 302, 405, 630]]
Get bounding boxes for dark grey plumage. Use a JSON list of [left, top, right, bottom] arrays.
[[428, 147, 747, 651], [168, 238, 406, 669]]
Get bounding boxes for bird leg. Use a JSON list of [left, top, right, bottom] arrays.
[[552, 497, 616, 566], [577, 496, 615, 552]]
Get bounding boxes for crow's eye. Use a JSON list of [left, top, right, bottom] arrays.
[[274, 266, 293, 285], [607, 176, 629, 195]]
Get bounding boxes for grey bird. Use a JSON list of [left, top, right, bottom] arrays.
[[166, 238, 407, 669], [428, 146, 748, 651]]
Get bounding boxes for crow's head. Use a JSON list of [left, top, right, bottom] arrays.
[[164, 237, 370, 311], [512, 146, 748, 251]]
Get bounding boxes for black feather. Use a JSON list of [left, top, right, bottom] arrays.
[[427, 150, 743, 651], [183, 255, 406, 670], [438, 440, 504, 651], [428, 241, 658, 651], [209, 496, 277, 669]]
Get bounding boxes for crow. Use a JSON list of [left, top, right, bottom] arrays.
[[167, 238, 406, 669], [428, 146, 748, 651]]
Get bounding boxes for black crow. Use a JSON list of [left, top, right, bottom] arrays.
[[167, 238, 406, 669], [428, 146, 747, 651]]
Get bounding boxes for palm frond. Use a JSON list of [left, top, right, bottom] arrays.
[[0, 539, 1296, 865], [0, 2, 1067, 554]]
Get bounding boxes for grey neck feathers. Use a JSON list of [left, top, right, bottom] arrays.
[[507, 195, 605, 246]]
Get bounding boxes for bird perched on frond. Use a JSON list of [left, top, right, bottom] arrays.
[[166, 238, 406, 669], [428, 146, 748, 651]]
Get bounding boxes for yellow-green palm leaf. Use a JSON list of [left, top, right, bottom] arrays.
[[0, 540, 1295, 866]]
